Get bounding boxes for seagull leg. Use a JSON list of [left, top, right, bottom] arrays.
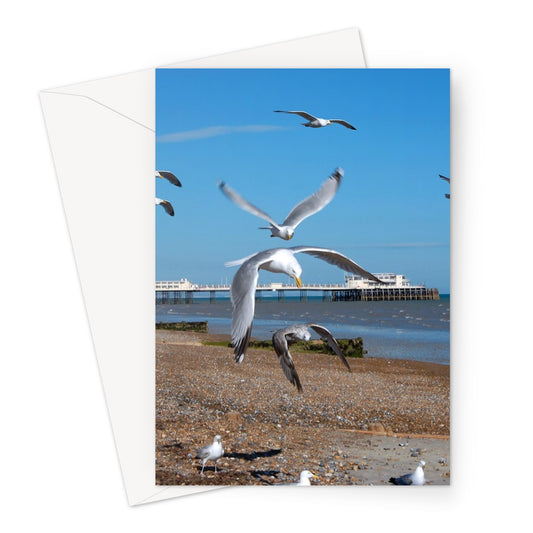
[[201, 460, 205, 476]]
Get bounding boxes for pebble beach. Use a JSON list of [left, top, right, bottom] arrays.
[[156, 330, 450, 486]]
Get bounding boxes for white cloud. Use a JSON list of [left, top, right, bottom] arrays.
[[157, 124, 285, 143]]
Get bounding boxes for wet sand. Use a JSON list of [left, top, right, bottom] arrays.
[[156, 330, 450, 486]]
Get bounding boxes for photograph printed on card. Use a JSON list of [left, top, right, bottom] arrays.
[[155, 68, 450, 486]]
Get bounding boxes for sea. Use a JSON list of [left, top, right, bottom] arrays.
[[156, 295, 450, 365]]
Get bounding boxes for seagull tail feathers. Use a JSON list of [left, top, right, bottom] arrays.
[[224, 251, 257, 267], [225, 258, 247, 267]]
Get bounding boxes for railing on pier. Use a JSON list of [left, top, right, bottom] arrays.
[[155, 284, 439, 304]]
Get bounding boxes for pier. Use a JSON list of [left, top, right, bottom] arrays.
[[155, 278, 439, 304], [332, 287, 439, 301]]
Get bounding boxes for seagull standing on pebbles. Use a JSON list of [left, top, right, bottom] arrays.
[[274, 110, 356, 130], [196, 435, 224, 475], [273, 323, 351, 392], [227, 246, 381, 363], [219, 167, 343, 240], [294, 471, 318, 486], [389, 460, 426, 485]]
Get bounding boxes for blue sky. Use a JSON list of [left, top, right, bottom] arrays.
[[156, 69, 450, 292]]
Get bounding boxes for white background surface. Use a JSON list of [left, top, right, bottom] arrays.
[[1, 1, 531, 531]]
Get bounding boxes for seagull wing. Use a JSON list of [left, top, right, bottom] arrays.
[[329, 119, 356, 130], [230, 250, 279, 363], [291, 246, 382, 283], [156, 170, 182, 187], [282, 168, 343, 228], [196, 444, 212, 460], [219, 181, 280, 229], [274, 110, 318, 121], [272, 328, 303, 392], [438, 174, 450, 183], [155, 197, 175, 216], [389, 473, 413, 485], [307, 323, 351, 371]]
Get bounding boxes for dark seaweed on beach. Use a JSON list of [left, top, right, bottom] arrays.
[[156, 321, 208, 332], [204, 337, 366, 358]]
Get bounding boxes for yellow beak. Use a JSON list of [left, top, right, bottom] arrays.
[[294, 277, 302, 288], [288, 234, 293, 240]]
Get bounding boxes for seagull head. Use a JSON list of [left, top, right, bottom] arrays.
[[277, 227, 295, 240], [286, 257, 302, 287], [214, 435, 222, 444], [300, 470, 317, 481], [419, 460, 426, 468], [265, 249, 302, 286]]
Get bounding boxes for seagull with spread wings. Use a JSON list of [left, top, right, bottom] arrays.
[[155, 197, 174, 216], [439, 174, 450, 199], [273, 323, 351, 392], [274, 110, 356, 130], [226, 246, 381, 363], [156, 170, 182, 187], [219, 167, 343, 240]]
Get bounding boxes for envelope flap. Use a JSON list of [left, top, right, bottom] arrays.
[[164, 28, 364, 68], [43, 70, 155, 131], [41, 28, 364, 135]]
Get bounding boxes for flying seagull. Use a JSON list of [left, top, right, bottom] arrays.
[[389, 460, 426, 485], [156, 170, 182, 187], [219, 167, 343, 240], [273, 323, 351, 392], [293, 470, 318, 486], [195, 435, 224, 475], [155, 197, 174, 216], [226, 246, 381, 363], [439, 174, 450, 199], [274, 110, 356, 130]]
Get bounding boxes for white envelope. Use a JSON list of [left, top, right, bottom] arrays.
[[40, 28, 366, 506]]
